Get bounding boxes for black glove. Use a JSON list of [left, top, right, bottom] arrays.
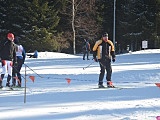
[[93, 58, 98, 62], [112, 58, 115, 62]]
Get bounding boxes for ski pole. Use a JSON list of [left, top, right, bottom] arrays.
[[83, 61, 95, 70], [24, 64, 43, 78], [24, 65, 27, 103]]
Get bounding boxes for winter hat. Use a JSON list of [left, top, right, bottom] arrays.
[[102, 32, 108, 37], [7, 33, 14, 39]]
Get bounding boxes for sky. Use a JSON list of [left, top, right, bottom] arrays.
[[0, 49, 160, 120]]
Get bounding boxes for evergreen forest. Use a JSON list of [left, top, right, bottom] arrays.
[[0, 0, 160, 54]]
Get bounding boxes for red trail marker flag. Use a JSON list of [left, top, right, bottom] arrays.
[[65, 78, 71, 85], [29, 76, 35, 83], [155, 83, 160, 88]]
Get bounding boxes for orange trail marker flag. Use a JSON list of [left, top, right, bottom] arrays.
[[65, 78, 71, 84], [29, 76, 35, 83], [155, 83, 160, 88]]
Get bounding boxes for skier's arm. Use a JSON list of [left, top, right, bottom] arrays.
[[92, 40, 102, 61], [22, 47, 26, 64]]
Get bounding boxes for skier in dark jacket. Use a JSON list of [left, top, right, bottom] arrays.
[[12, 37, 26, 87], [83, 39, 90, 60], [0, 33, 17, 88], [93, 32, 116, 88]]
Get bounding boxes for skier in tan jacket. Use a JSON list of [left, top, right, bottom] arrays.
[[93, 32, 116, 88]]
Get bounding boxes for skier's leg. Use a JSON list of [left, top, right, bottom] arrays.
[[83, 51, 86, 60], [17, 68, 22, 87], [16, 60, 23, 87], [0, 60, 7, 87], [6, 61, 13, 87], [87, 51, 90, 60], [0, 74, 4, 87], [105, 60, 114, 87], [6, 75, 11, 87], [17, 74, 22, 87], [99, 61, 105, 85], [1, 60, 7, 75], [106, 60, 112, 81], [12, 66, 16, 86]]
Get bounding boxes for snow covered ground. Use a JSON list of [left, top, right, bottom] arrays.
[[0, 49, 160, 120]]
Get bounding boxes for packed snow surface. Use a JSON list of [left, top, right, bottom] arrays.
[[0, 49, 160, 120]]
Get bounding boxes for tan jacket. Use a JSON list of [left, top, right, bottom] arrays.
[[93, 39, 115, 60]]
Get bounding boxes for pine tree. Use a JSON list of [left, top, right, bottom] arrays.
[[0, 0, 61, 52], [21, 0, 60, 51], [117, 0, 155, 51]]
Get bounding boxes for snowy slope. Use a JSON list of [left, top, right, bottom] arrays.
[[0, 49, 160, 120]]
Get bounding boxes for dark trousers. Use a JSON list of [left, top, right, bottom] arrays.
[[98, 59, 112, 85], [12, 58, 23, 86], [83, 50, 90, 60]]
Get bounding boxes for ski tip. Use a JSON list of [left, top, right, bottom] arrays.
[[155, 83, 160, 88]]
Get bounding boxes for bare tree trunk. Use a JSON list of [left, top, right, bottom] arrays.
[[72, 0, 76, 54]]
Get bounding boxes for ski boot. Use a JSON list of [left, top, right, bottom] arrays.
[[17, 83, 21, 87], [98, 84, 105, 88], [107, 81, 115, 88], [11, 84, 16, 87]]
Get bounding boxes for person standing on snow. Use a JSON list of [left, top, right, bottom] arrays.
[[92, 32, 116, 88], [0, 33, 17, 88], [83, 39, 90, 60], [12, 37, 26, 87]]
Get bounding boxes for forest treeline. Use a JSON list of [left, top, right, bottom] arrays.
[[0, 0, 160, 54]]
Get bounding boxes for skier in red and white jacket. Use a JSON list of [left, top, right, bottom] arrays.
[[0, 33, 17, 88]]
